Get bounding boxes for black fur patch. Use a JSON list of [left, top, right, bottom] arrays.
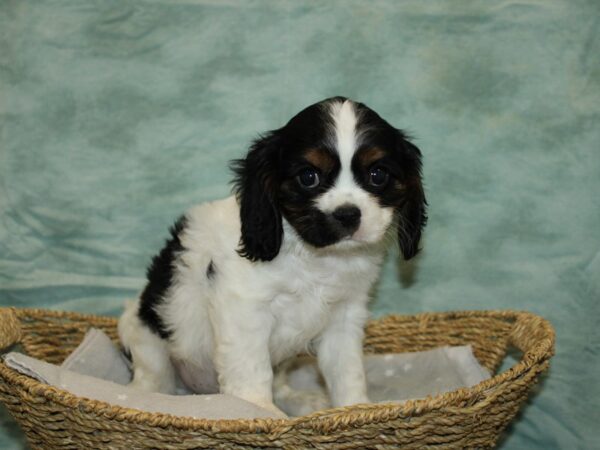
[[121, 346, 132, 362], [230, 131, 284, 262], [138, 215, 187, 339], [206, 260, 216, 279]]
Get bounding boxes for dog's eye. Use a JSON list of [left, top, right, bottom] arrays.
[[297, 168, 320, 189], [368, 167, 389, 187]]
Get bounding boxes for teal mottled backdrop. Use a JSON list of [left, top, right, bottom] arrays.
[[1, 1, 599, 448]]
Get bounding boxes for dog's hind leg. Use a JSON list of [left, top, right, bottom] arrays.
[[118, 300, 176, 394]]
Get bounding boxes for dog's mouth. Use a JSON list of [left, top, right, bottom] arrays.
[[340, 229, 362, 241], [326, 222, 373, 247], [283, 207, 380, 249]]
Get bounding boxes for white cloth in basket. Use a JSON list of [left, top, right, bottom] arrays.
[[3, 328, 490, 419]]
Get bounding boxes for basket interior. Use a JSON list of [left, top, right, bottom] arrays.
[[17, 311, 120, 365], [16, 309, 518, 375], [364, 313, 516, 373]]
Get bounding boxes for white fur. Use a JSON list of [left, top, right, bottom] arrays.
[[330, 99, 358, 171]]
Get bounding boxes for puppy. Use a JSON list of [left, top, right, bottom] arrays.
[[118, 97, 426, 415]]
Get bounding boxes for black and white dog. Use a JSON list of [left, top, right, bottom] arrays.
[[118, 97, 426, 415]]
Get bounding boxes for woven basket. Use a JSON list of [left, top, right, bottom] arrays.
[[0, 307, 554, 449]]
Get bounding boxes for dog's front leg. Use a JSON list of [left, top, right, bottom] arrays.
[[212, 302, 286, 417], [316, 301, 370, 408]]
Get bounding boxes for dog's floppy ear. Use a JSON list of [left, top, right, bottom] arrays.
[[396, 136, 427, 260], [231, 131, 283, 262]]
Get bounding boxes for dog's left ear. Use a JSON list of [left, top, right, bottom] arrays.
[[231, 131, 283, 262], [396, 135, 427, 260]]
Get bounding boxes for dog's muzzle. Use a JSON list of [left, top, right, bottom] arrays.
[[330, 204, 361, 235]]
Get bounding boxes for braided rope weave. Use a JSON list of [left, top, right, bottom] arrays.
[[0, 308, 554, 449]]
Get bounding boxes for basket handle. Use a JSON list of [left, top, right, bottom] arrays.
[[0, 308, 22, 352], [508, 312, 555, 356]]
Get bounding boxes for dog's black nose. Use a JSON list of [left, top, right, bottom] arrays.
[[332, 205, 361, 229]]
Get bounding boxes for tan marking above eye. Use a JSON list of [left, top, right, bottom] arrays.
[[393, 180, 406, 191], [303, 148, 337, 172], [356, 147, 386, 168]]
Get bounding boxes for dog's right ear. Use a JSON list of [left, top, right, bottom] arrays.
[[394, 135, 427, 260], [231, 131, 283, 262]]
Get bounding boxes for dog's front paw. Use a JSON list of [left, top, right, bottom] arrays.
[[128, 374, 176, 394]]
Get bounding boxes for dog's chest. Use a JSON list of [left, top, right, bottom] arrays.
[[266, 252, 376, 364]]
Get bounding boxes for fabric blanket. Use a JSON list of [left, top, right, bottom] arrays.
[[2, 328, 489, 419], [1, 1, 599, 448]]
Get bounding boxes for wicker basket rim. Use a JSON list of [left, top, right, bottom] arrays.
[[0, 307, 555, 435]]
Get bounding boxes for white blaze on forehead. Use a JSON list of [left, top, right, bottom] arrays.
[[315, 99, 394, 244], [329, 99, 358, 189]]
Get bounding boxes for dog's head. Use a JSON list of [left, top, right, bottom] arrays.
[[232, 97, 427, 262]]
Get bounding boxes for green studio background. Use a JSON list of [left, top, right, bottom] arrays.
[[1, 1, 599, 448]]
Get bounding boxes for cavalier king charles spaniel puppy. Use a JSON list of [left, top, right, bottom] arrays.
[[118, 97, 426, 415]]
